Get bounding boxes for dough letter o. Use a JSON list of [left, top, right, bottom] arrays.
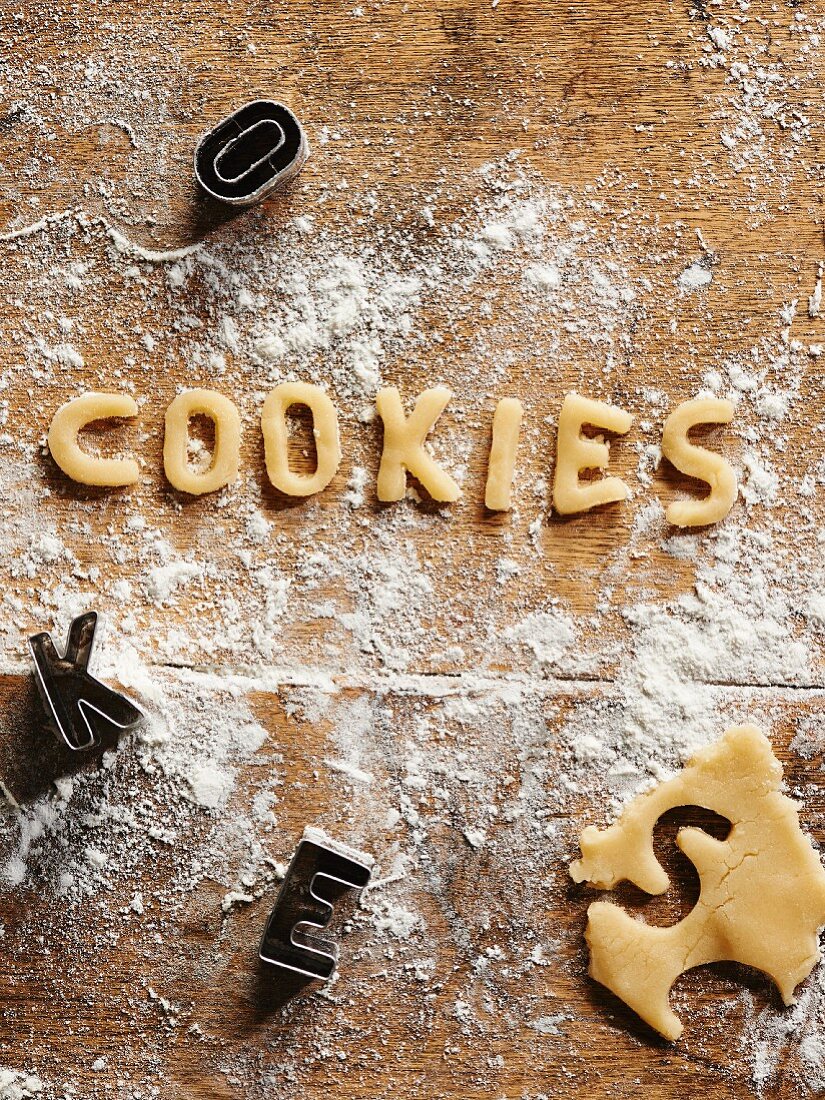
[[163, 389, 241, 495], [261, 383, 341, 496]]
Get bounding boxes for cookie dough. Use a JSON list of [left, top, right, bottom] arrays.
[[485, 397, 523, 511], [553, 393, 633, 514], [570, 725, 825, 1041], [48, 392, 139, 487], [163, 389, 240, 495], [261, 382, 341, 496], [661, 398, 737, 527], [375, 386, 460, 503]]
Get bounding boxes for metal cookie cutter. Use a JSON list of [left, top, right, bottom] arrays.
[[194, 100, 310, 206], [28, 612, 144, 752], [260, 829, 373, 981]]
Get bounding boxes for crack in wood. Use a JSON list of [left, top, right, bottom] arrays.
[[147, 662, 825, 696]]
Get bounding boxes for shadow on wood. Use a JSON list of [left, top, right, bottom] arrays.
[[0, 673, 120, 805], [252, 958, 317, 1015]]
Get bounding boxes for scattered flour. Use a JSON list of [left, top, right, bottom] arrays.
[[0, 2, 820, 1097]]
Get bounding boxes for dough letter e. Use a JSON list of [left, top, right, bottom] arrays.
[[553, 393, 633, 514], [48, 392, 139, 487]]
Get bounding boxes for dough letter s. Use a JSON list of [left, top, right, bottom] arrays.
[[661, 398, 737, 527], [261, 383, 341, 496], [375, 386, 460, 503], [164, 389, 241, 495], [553, 393, 633, 514], [48, 392, 139, 487]]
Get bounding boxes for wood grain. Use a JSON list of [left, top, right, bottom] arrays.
[[0, 2, 822, 1098]]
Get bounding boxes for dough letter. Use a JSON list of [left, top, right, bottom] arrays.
[[163, 389, 240, 495], [553, 393, 633, 514], [485, 397, 523, 511], [661, 398, 736, 527], [48, 392, 139, 487], [376, 386, 460, 503], [261, 382, 341, 496]]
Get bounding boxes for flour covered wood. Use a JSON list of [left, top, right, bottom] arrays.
[[0, 2, 821, 1099]]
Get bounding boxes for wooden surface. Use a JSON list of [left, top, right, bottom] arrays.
[[0, 2, 822, 1098]]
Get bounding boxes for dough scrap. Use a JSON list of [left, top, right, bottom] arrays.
[[553, 393, 632, 514], [261, 382, 341, 497], [375, 386, 460, 503], [48, 392, 139, 487], [485, 397, 523, 511], [661, 397, 737, 527], [163, 389, 241, 495], [570, 725, 825, 1040]]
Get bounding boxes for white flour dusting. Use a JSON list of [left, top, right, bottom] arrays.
[[0, 1, 821, 1098]]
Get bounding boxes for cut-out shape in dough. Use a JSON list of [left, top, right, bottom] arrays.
[[553, 392, 633, 514], [485, 397, 523, 511], [570, 725, 825, 1041], [375, 386, 460, 503], [48, 392, 139, 487], [661, 397, 737, 527], [163, 389, 241, 496], [261, 382, 341, 497]]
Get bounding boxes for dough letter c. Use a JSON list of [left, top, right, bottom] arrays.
[[48, 392, 139, 487]]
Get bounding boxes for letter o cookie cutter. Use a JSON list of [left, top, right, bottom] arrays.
[[194, 100, 310, 206]]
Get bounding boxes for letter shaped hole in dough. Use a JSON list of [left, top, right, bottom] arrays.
[[553, 392, 633, 515], [163, 389, 241, 495], [661, 397, 737, 527], [261, 383, 341, 496], [570, 726, 825, 1041], [48, 392, 139, 487]]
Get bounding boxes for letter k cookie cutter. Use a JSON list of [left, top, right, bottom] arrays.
[[260, 829, 372, 981], [28, 611, 144, 751]]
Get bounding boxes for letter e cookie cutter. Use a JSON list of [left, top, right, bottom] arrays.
[[194, 100, 310, 206], [29, 611, 144, 752], [260, 829, 372, 981]]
